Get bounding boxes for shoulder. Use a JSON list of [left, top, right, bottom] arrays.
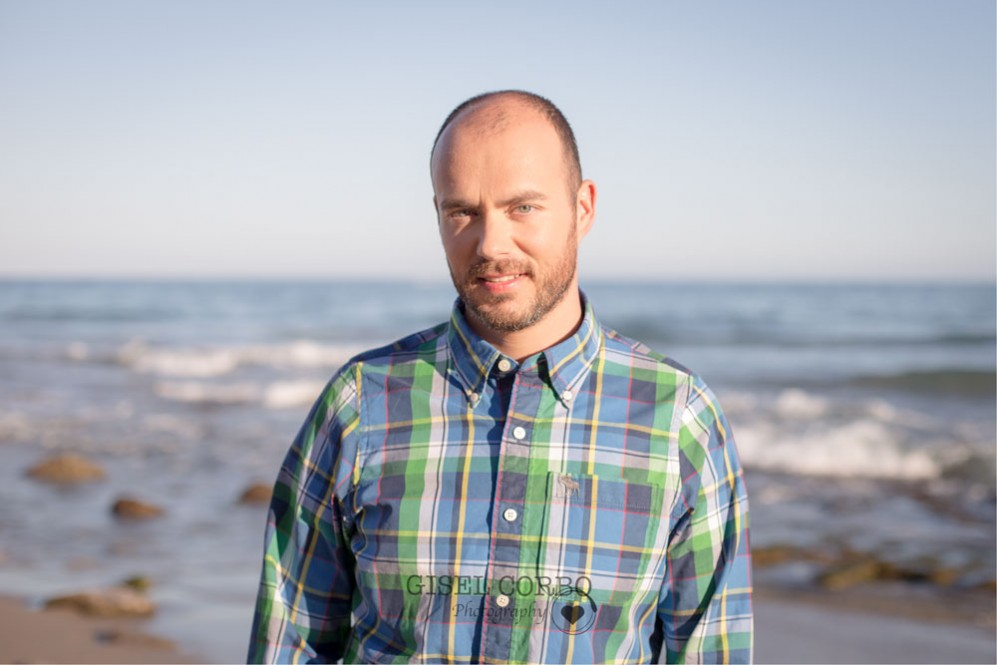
[[293, 322, 450, 474], [329, 321, 450, 393], [599, 323, 725, 418], [600, 324, 696, 382]]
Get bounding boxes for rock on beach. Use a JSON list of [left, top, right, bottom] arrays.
[[96, 628, 176, 650], [111, 497, 165, 520], [26, 453, 105, 484], [120, 575, 153, 593], [238, 482, 273, 505], [44, 587, 155, 618]]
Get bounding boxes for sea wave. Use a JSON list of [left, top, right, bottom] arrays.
[[737, 419, 947, 481], [3, 306, 176, 323], [605, 320, 996, 349], [110, 340, 361, 377], [263, 380, 328, 409], [153, 378, 326, 409], [731, 388, 994, 483], [852, 370, 996, 395], [154, 381, 260, 405]]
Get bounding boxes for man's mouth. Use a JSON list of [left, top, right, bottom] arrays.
[[480, 274, 524, 283], [474, 272, 527, 294]]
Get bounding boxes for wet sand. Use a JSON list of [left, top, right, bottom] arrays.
[[756, 600, 996, 664], [0, 595, 198, 664], [755, 586, 996, 664]]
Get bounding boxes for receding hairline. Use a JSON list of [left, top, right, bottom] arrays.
[[430, 90, 582, 189]]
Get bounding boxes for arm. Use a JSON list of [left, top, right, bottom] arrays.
[[658, 374, 753, 664], [248, 366, 362, 664]]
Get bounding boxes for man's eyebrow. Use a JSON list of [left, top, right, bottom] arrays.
[[497, 190, 548, 207], [438, 198, 475, 212], [437, 190, 548, 212]]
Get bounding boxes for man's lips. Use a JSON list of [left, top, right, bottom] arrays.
[[474, 272, 527, 293], [479, 274, 524, 283]]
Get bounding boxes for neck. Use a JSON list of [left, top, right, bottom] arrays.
[[468, 287, 584, 362]]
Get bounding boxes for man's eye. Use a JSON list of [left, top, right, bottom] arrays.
[[449, 210, 471, 220], [514, 204, 534, 214]]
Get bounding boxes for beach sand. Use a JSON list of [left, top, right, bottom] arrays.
[[0, 595, 198, 664], [755, 586, 996, 664], [756, 599, 996, 664], [1, 585, 993, 664]]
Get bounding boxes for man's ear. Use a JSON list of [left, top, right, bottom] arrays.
[[575, 180, 597, 240]]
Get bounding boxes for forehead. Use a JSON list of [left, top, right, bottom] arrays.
[[431, 105, 567, 192]]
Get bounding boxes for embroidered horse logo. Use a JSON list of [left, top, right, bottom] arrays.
[[558, 474, 580, 498]]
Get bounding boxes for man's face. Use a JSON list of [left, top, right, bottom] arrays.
[[431, 106, 590, 334]]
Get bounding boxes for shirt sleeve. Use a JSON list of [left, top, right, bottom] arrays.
[[658, 374, 753, 664], [247, 364, 362, 664]]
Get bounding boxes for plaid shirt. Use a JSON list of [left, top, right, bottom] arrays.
[[248, 297, 752, 663]]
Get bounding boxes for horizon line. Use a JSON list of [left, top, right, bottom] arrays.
[[0, 274, 993, 286]]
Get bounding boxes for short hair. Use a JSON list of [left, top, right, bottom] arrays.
[[430, 90, 582, 189]]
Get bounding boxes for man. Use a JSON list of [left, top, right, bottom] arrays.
[[248, 90, 752, 663]]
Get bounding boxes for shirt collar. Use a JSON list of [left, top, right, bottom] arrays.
[[447, 292, 603, 407]]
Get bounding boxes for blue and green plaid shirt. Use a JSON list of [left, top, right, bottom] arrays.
[[248, 296, 752, 663]]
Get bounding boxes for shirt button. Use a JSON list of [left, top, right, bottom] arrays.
[[512, 426, 527, 440], [497, 358, 512, 373], [562, 389, 573, 401], [495, 594, 510, 608], [503, 508, 518, 522], [467, 391, 479, 404]]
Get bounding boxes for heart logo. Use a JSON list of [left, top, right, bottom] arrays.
[[551, 585, 597, 634], [560, 603, 585, 625]]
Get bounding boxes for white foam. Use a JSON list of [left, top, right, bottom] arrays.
[[121, 341, 239, 378], [773, 388, 828, 419], [723, 388, 975, 482], [151, 378, 325, 409], [65, 342, 90, 361], [117, 340, 359, 377], [154, 381, 260, 405], [0, 412, 33, 443], [736, 418, 943, 481], [263, 380, 326, 409], [256, 341, 354, 369]]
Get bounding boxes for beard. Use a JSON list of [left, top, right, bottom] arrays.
[[449, 227, 578, 334]]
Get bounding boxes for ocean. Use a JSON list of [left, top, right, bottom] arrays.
[[0, 279, 993, 661]]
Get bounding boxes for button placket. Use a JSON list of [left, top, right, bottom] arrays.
[[481, 364, 543, 661]]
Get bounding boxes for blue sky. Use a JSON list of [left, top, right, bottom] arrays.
[[0, 0, 993, 281]]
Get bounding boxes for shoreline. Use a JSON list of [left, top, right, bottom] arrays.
[[755, 582, 996, 629]]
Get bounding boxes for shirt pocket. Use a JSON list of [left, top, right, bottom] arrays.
[[537, 472, 664, 596]]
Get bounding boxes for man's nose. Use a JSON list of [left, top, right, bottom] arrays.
[[476, 211, 514, 260]]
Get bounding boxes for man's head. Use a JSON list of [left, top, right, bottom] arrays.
[[430, 91, 596, 345], [431, 90, 583, 194]]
